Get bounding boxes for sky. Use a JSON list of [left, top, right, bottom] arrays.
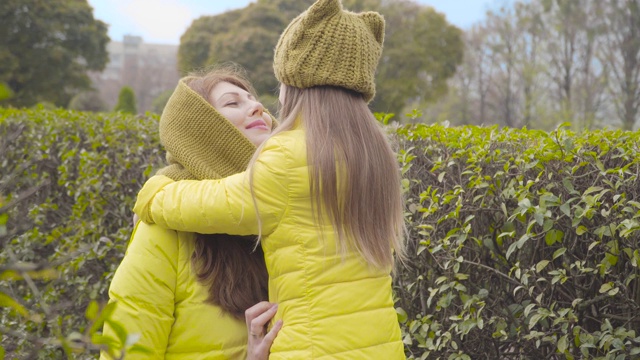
[[87, 0, 516, 45]]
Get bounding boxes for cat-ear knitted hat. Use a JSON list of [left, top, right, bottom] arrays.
[[273, 0, 385, 103], [157, 77, 272, 181]]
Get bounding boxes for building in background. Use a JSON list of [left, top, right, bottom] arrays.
[[89, 35, 181, 113]]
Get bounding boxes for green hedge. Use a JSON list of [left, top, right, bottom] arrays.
[[0, 107, 164, 358], [393, 122, 640, 359], [1, 109, 639, 359]]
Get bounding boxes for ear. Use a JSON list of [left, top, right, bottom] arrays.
[[358, 12, 385, 45], [305, 0, 343, 22]]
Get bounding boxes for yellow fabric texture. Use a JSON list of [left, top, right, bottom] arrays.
[[101, 77, 263, 359], [273, 0, 384, 102], [133, 129, 405, 359], [100, 224, 247, 360]]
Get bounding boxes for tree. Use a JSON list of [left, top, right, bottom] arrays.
[[113, 86, 137, 114], [176, 0, 462, 118], [480, 2, 547, 128], [0, 82, 13, 102], [342, 0, 382, 12], [151, 89, 174, 114], [514, 1, 546, 128], [420, 24, 493, 126], [68, 91, 107, 112], [179, 0, 314, 97], [456, 24, 499, 126], [0, 0, 109, 108], [600, 0, 640, 130], [540, 0, 608, 128], [441, 0, 622, 130], [374, 2, 464, 116], [264, 0, 316, 15], [207, 3, 286, 94], [178, 10, 244, 73], [485, 8, 521, 127]]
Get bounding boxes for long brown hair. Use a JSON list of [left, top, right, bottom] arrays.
[[192, 235, 268, 319], [187, 65, 268, 319], [251, 85, 406, 269]]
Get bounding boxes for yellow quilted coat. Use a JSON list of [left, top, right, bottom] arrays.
[[134, 129, 405, 359], [99, 223, 247, 360]]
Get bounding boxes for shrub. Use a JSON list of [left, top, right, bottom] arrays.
[[113, 87, 137, 115], [32, 101, 58, 110], [0, 108, 164, 358], [393, 120, 640, 359], [0, 83, 13, 101], [68, 91, 107, 112], [2, 108, 640, 359], [150, 89, 173, 114]]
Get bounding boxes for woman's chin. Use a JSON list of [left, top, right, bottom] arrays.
[[249, 132, 272, 147]]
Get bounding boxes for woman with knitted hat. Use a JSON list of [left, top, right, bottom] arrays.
[[100, 65, 281, 360], [133, 0, 406, 358]]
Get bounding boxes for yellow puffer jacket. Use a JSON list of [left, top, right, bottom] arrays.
[[100, 221, 247, 359], [134, 129, 405, 359]]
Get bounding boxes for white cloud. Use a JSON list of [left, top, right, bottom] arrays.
[[117, 0, 193, 44]]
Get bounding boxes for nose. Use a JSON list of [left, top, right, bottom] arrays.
[[249, 99, 264, 117]]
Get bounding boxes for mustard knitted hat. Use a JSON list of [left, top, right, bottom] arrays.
[[273, 0, 384, 103], [156, 78, 265, 181]]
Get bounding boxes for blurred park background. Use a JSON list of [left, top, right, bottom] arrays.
[[2, 0, 639, 130], [1, 0, 640, 359]]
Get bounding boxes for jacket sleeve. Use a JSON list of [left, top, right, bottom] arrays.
[[100, 221, 178, 359], [133, 136, 289, 236]]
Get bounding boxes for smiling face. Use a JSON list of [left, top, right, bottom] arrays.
[[209, 81, 273, 147]]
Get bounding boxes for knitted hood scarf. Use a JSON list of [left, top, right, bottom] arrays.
[[156, 77, 258, 181]]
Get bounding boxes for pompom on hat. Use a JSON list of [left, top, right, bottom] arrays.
[[273, 0, 385, 103]]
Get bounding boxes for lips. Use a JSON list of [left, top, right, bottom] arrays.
[[246, 119, 269, 131]]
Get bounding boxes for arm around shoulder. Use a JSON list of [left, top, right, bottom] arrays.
[[133, 175, 175, 224], [132, 136, 291, 236]]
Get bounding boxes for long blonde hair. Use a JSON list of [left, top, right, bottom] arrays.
[[251, 85, 406, 269]]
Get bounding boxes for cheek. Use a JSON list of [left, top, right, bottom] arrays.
[[217, 109, 244, 130], [263, 113, 273, 130]]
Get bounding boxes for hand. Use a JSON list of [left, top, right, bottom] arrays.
[[245, 301, 283, 360]]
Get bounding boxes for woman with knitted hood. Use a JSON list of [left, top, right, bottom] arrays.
[[101, 65, 280, 360], [133, 0, 406, 358]]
